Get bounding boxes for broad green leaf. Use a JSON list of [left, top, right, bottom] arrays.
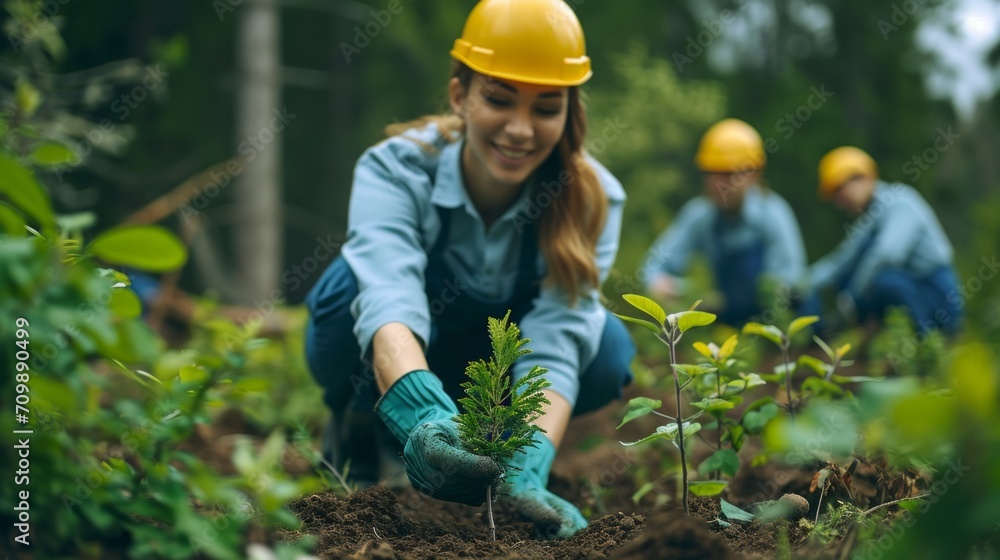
[[15, 80, 41, 115], [742, 403, 779, 433], [830, 375, 884, 384], [618, 397, 663, 429], [718, 334, 738, 361], [788, 315, 819, 337], [949, 343, 997, 420], [720, 498, 756, 522], [30, 142, 78, 166], [726, 373, 766, 393], [673, 363, 717, 377], [87, 225, 187, 272], [797, 355, 831, 376], [180, 365, 208, 383], [614, 312, 662, 335], [108, 287, 142, 319], [742, 322, 783, 346], [676, 310, 716, 333], [0, 153, 55, 228], [0, 202, 26, 235], [689, 480, 728, 496], [802, 376, 843, 396], [693, 341, 714, 359], [691, 397, 735, 413], [622, 294, 666, 326], [813, 335, 835, 360], [621, 421, 701, 447], [698, 448, 740, 478]]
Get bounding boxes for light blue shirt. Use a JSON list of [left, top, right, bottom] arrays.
[[341, 123, 626, 406], [809, 182, 954, 296], [641, 185, 806, 290]]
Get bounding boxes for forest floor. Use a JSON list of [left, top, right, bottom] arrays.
[[275, 378, 886, 559]]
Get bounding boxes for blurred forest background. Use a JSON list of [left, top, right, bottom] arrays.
[[2, 0, 1000, 335]]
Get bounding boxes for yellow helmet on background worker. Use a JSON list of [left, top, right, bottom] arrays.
[[817, 146, 878, 200], [451, 0, 592, 87], [695, 119, 766, 173]]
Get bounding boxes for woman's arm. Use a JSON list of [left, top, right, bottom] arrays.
[[373, 322, 430, 393]]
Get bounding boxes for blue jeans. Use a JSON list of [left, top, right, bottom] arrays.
[[857, 266, 962, 335], [304, 257, 635, 417]]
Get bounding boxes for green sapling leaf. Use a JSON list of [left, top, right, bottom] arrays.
[[788, 316, 820, 337], [618, 397, 664, 429], [622, 294, 667, 326]]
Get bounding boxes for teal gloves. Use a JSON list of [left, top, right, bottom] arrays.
[[500, 431, 588, 540], [374, 370, 501, 506]]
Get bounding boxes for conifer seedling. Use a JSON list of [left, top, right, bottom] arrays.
[[455, 310, 551, 541]]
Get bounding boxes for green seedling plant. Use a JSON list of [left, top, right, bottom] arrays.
[[742, 316, 820, 420], [615, 295, 716, 515], [455, 310, 551, 541], [796, 336, 881, 401], [689, 335, 777, 483]]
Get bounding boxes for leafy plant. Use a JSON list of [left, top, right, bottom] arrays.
[[0, 136, 322, 557], [742, 316, 819, 420], [796, 335, 882, 400], [615, 295, 716, 515], [689, 335, 776, 483], [455, 310, 551, 540]]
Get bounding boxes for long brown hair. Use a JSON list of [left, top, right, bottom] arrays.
[[386, 62, 608, 304]]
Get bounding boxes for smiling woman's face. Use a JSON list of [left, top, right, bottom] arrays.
[[450, 73, 568, 196]]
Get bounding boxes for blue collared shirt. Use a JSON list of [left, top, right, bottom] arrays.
[[340, 123, 626, 406], [809, 181, 954, 296], [641, 185, 807, 290]]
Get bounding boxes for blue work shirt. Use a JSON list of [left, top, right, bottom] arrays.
[[340, 123, 626, 407], [809, 181, 954, 297], [641, 185, 806, 291]]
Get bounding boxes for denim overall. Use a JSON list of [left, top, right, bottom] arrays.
[[711, 211, 766, 325]]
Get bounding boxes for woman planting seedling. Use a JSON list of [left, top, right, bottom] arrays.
[[303, 0, 635, 540]]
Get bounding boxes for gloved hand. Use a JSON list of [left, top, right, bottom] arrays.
[[375, 370, 501, 506], [499, 431, 587, 540]]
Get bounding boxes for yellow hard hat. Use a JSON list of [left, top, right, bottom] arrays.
[[450, 0, 592, 87], [817, 146, 878, 200], [695, 119, 766, 173]]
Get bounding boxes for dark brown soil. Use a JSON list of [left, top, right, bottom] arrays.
[[286, 485, 646, 559], [282, 371, 904, 559]]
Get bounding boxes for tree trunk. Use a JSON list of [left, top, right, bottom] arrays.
[[235, 0, 282, 303]]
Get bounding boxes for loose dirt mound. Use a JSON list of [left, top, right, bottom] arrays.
[[288, 485, 645, 559]]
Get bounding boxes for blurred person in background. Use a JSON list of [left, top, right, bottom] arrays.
[[808, 146, 962, 334], [641, 118, 809, 325], [303, 0, 634, 540]]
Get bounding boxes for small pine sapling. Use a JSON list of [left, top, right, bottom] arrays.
[[455, 310, 551, 540]]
